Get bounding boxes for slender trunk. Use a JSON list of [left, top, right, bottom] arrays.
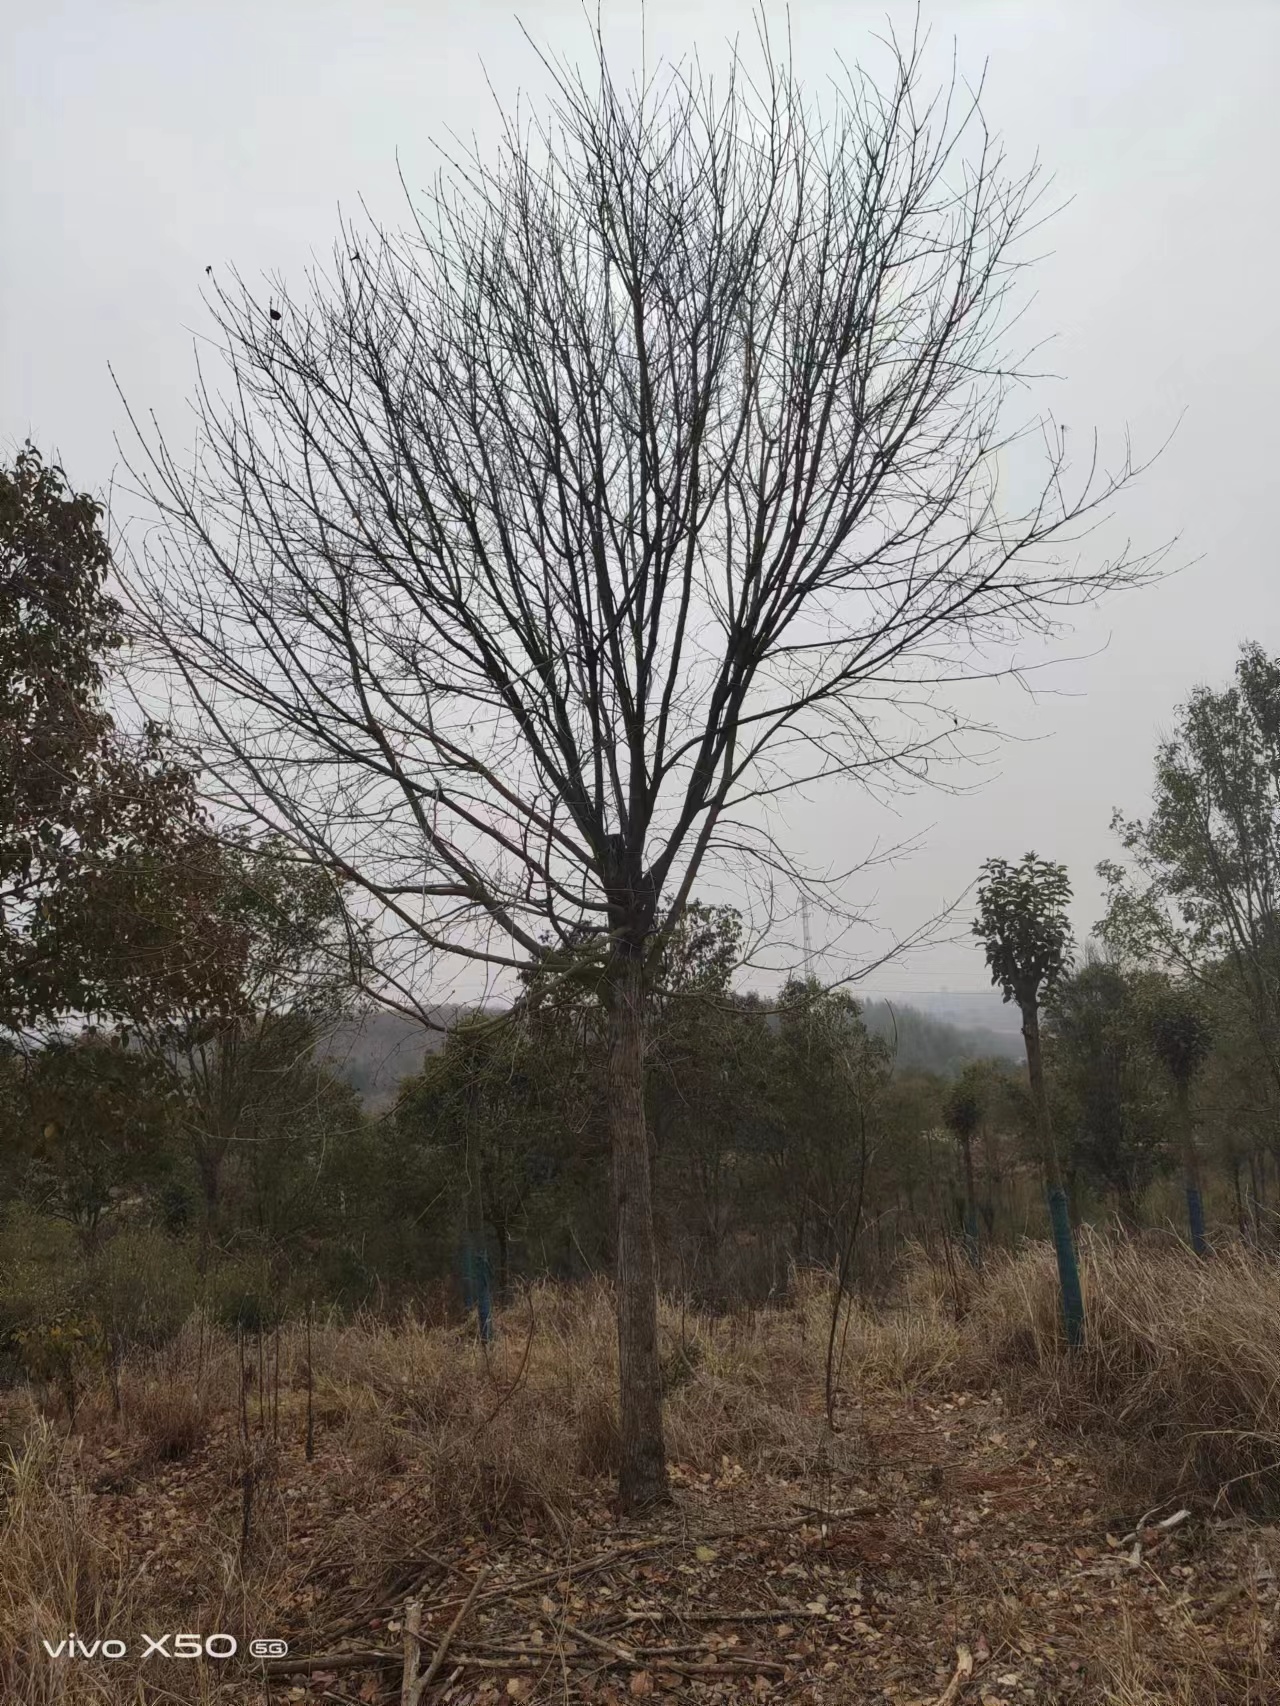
[[607, 947, 669, 1512], [1231, 1155, 1248, 1241], [1249, 1148, 1265, 1244], [960, 1134, 980, 1268], [1176, 1078, 1208, 1256], [194, 1142, 224, 1273], [1116, 1178, 1142, 1234], [1020, 999, 1084, 1348]]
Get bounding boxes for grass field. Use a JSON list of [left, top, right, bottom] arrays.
[[4, 1235, 1280, 1704]]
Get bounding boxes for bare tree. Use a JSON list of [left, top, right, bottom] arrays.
[[121, 18, 1158, 1507]]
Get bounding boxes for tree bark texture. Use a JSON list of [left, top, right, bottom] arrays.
[[607, 947, 669, 1511]]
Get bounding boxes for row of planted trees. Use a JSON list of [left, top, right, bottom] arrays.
[[972, 641, 1280, 1341]]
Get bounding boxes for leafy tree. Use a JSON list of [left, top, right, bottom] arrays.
[[0, 445, 244, 1033], [129, 837, 364, 1241], [646, 906, 771, 1298], [941, 1065, 985, 1263], [974, 853, 1084, 1345], [395, 1002, 606, 1293], [1143, 982, 1213, 1253], [4, 1031, 178, 1248], [1044, 955, 1171, 1230], [763, 981, 892, 1270], [1099, 644, 1280, 1103]]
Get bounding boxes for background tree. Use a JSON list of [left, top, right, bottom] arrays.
[[127, 835, 364, 1248], [125, 25, 1155, 1506], [974, 853, 1084, 1344], [0, 445, 243, 1035], [4, 1031, 178, 1250], [647, 906, 772, 1301], [1098, 643, 1280, 1106], [395, 1002, 605, 1296], [941, 1064, 985, 1263], [1044, 954, 1170, 1231], [1144, 984, 1213, 1254]]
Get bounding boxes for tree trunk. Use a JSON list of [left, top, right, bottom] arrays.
[[606, 946, 669, 1512], [959, 1134, 980, 1268], [1176, 1079, 1208, 1256], [1019, 999, 1084, 1347], [1231, 1155, 1248, 1240], [1116, 1178, 1142, 1234]]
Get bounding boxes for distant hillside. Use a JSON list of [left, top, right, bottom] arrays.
[[319, 992, 1021, 1108], [863, 989, 1021, 1036], [859, 999, 1022, 1077], [317, 1008, 466, 1110]]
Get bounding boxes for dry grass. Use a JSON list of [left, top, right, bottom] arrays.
[[3, 1239, 1280, 1701], [951, 1233, 1280, 1513]]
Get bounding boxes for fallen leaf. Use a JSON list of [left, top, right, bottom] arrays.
[[630, 1670, 656, 1695]]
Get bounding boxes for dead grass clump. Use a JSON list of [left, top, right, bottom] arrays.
[[1094, 1599, 1277, 1704], [0, 1420, 134, 1701], [573, 1386, 621, 1476], [130, 1383, 209, 1464], [959, 1235, 1280, 1512]]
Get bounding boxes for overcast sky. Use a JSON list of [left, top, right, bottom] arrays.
[[4, 0, 1277, 998]]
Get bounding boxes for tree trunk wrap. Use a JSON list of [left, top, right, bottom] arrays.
[[1048, 1187, 1085, 1349], [607, 947, 669, 1510]]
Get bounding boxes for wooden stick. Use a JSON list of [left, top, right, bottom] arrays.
[[415, 1567, 489, 1700], [443, 1653, 788, 1678], [400, 1598, 422, 1706], [265, 1650, 398, 1676], [930, 1644, 974, 1706], [554, 1620, 637, 1664], [620, 1607, 830, 1625]]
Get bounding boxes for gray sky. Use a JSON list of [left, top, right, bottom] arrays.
[[4, 0, 1278, 997]]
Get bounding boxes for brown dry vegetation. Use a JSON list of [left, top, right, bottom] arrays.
[[3, 1238, 1280, 1705]]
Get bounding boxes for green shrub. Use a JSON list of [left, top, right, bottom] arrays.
[[0, 1209, 78, 1379], [81, 1229, 199, 1353]]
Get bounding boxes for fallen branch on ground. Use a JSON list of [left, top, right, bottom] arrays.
[[403, 1567, 489, 1704]]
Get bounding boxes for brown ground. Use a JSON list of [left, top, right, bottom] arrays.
[[6, 1374, 1276, 1703], [4, 1251, 1280, 1704]]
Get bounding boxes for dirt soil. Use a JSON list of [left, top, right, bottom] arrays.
[[21, 1380, 1278, 1705]]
